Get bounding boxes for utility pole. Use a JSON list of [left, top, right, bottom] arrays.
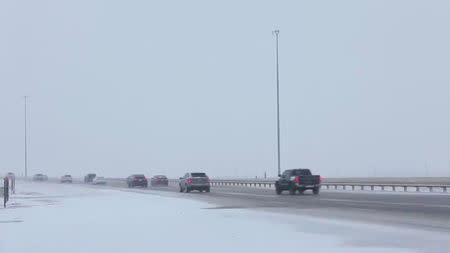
[[273, 30, 281, 176], [24, 96, 28, 178]]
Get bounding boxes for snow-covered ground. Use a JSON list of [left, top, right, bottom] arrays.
[[1, 182, 448, 253]]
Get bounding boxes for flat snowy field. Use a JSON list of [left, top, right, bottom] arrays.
[[1, 182, 447, 253]]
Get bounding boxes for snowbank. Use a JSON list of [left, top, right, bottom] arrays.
[[0, 182, 445, 253]]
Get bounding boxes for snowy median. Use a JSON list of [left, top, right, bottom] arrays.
[[0, 182, 447, 253]]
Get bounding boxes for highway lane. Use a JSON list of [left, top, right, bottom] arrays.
[[145, 184, 450, 233], [42, 179, 450, 233]]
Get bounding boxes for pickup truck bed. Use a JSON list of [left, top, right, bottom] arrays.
[[275, 169, 322, 195]]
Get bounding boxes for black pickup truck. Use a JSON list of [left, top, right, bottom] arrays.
[[275, 169, 322, 195]]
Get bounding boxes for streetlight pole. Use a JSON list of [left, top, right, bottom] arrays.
[[273, 30, 281, 176], [24, 96, 28, 178]]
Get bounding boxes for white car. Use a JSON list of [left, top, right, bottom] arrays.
[[60, 175, 73, 183], [33, 174, 48, 181], [92, 176, 106, 185]]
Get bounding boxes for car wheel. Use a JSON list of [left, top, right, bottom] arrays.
[[289, 186, 296, 195], [186, 186, 191, 193], [205, 187, 210, 193], [313, 187, 320, 195], [275, 187, 282, 195]]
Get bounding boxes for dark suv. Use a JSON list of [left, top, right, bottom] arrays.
[[84, 173, 96, 183], [179, 172, 210, 193], [127, 174, 148, 188]]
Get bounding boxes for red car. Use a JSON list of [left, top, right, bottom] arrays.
[[150, 175, 169, 186]]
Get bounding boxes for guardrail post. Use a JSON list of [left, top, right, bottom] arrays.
[[3, 178, 9, 208], [334, 185, 337, 190], [361, 185, 364, 190], [381, 186, 384, 191], [429, 186, 433, 192], [352, 185, 355, 191], [371, 185, 374, 191], [416, 186, 420, 192], [343, 185, 346, 190], [443, 186, 447, 193], [326, 185, 330, 190], [404, 186, 407, 192], [392, 186, 396, 192]]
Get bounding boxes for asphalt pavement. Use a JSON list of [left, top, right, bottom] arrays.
[[90, 180, 450, 233]]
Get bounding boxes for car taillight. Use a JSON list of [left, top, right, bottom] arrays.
[[187, 178, 192, 183], [133, 178, 137, 181], [319, 176, 323, 181], [207, 178, 211, 183], [295, 177, 300, 182], [143, 178, 147, 181]]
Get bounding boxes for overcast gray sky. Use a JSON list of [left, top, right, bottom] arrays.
[[1, 0, 449, 178]]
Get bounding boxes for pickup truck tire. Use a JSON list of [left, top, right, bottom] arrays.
[[289, 186, 296, 195], [205, 187, 210, 193], [299, 189, 305, 194], [313, 187, 320, 195], [275, 186, 282, 195], [186, 186, 191, 193]]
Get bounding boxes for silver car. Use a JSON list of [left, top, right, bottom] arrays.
[[179, 172, 210, 193], [60, 175, 73, 183]]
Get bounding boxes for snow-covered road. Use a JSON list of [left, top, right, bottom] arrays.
[[1, 182, 447, 253]]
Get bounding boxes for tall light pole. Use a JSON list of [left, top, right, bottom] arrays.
[[273, 30, 281, 176], [24, 96, 28, 178]]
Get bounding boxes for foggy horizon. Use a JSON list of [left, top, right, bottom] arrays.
[[1, 0, 449, 178]]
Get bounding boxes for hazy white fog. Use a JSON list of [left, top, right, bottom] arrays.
[[1, 1, 449, 178]]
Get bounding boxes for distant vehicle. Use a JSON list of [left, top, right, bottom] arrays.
[[127, 174, 148, 188], [60, 175, 72, 183], [33, 174, 48, 181], [179, 172, 210, 193], [5, 172, 15, 180], [92, 176, 106, 185], [84, 173, 96, 183], [150, 175, 169, 186], [275, 169, 322, 195]]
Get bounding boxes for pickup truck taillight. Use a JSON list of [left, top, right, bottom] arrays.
[[295, 177, 300, 182], [319, 177, 323, 181], [207, 178, 211, 183], [187, 178, 192, 183]]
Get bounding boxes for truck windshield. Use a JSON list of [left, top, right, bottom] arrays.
[[191, 173, 207, 177], [292, 170, 312, 176]]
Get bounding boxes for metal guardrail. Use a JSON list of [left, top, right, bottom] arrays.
[[17, 177, 450, 193], [168, 179, 450, 193]]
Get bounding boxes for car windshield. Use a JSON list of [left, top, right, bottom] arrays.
[[191, 173, 207, 177], [155, 175, 167, 178], [133, 175, 145, 178]]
